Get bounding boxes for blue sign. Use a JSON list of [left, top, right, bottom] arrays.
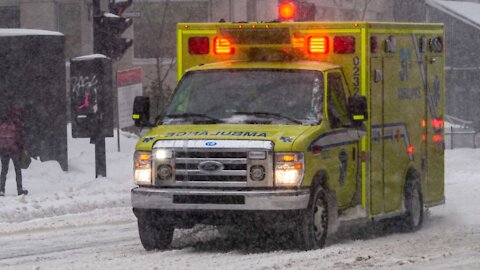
[[280, 136, 294, 143], [142, 136, 155, 143], [205, 141, 217, 146]]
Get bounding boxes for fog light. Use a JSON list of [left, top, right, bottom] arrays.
[[250, 165, 266, 181], [157, 165, 173, 180], [134, 169, 152, 185]]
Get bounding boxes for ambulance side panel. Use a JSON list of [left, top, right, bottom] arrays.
[[367, 25, 445, 215]]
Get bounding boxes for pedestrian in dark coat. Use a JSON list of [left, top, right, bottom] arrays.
[[0, 106, 28, 196]]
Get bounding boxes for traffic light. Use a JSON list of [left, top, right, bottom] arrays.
[[278, 0, 316, 22], [94, 0, 133, 60], [109, 0, 133, 16]]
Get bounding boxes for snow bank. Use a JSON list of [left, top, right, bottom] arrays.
[[1, 124, 480, 241], [0, 125, 138, 225]]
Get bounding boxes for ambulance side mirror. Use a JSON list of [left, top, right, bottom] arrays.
[[348, 95, 368, 125], [132, 96, 151, 127]]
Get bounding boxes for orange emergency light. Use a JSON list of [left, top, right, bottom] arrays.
[[308, 36, 329, 54], [214, 37, 235, 55]]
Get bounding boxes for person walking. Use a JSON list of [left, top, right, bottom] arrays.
[[0, 105, 28, 196]]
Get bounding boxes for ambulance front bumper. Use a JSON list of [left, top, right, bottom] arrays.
[[131, 187, 310, 211]]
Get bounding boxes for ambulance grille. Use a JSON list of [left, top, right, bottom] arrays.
[[174, 150, 248, 182], [152, 140, 274, 188]]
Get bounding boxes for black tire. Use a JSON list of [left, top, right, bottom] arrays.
[[297, 185, 329, 250], [138, 218, 174, 251], [402, 180, 423, 232]]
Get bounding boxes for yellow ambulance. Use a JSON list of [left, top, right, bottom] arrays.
[[131, 21, 445, 250]]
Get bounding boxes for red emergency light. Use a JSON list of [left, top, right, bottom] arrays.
[[279, 2, 296, 21], [188, 37, 209, 55], [214, 37, 235, 55], [334, 36, 355, 54]]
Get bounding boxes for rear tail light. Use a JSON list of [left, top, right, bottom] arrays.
[[432, 118, 444, 129], [214, 37, 235, 55], [433, 134, 443, 143], [188, 37, 209, 55], [308, 36, 329, 54], [334, 36, 355, 54]]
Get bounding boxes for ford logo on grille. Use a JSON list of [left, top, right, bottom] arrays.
[[198, 161, 224, 172], [205, 141, 217, 146]]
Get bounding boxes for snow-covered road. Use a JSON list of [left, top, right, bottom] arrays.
[[0, 130, 480, 269], [0, 202, 479, 270]]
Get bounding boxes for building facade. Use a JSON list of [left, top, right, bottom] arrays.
[[0, 0, 409, 110]]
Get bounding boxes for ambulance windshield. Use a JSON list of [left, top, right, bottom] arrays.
[[163, 69, 324, 125]]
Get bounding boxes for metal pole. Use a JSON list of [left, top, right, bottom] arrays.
[[117, 85, 121, 152], [474, 132, 476, 149], [113, 66, 121, 152], [95, 136, 107, 177], [451, 126, 453, 149]]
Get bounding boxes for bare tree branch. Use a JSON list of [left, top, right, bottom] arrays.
[[361, 0, 372, 21]]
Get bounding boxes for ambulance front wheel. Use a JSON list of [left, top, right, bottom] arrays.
[[297, 185, 329, 250], [403, 180, 424, 232], [138, 217, 174, 251]]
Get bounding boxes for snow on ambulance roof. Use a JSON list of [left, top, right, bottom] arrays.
[[0, 28, 63, 37], [427, 0, 480, 30]]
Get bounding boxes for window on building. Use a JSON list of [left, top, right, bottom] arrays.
[[0, 6, 20, 28], [133, 1, 209, 59]]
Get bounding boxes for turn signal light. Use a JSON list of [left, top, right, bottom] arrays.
[[214, 37, 234, 55], [280, 154, 296, 162], [308, 36, 329, 54], [292, 37, 305, 48]]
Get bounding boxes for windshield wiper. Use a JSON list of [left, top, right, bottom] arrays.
[[233, 111, 303, 124], [164, 113, 222, 123]]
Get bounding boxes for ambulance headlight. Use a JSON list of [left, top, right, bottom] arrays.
[[275, 152, 304, 187], [134, 151, 152, 185], [155, 149, 173, 160]]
